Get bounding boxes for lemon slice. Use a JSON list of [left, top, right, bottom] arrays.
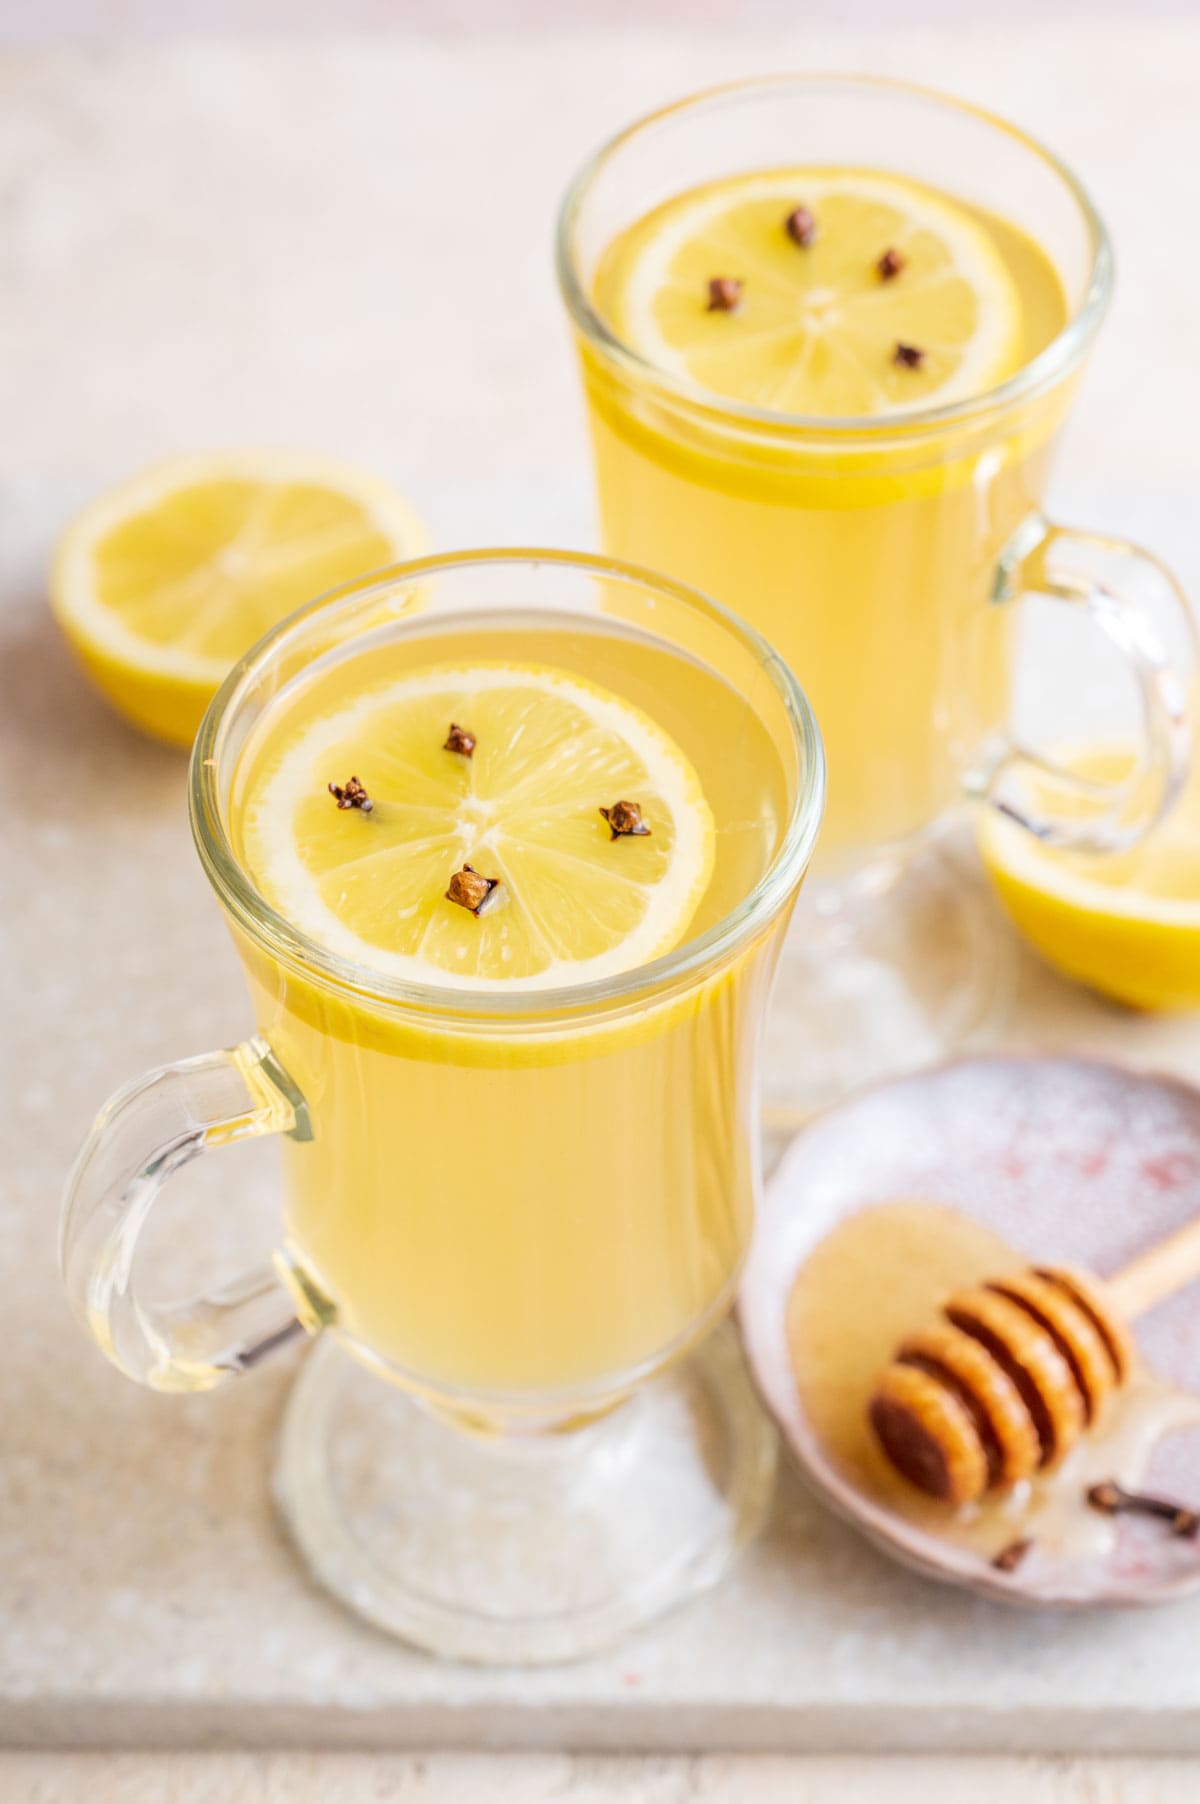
[[239, 662, 717, 989], [50, 450, 428, 746], [979, 749, 1200, 1010], [599, 169, 1024, 416]]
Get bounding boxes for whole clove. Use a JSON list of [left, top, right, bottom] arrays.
[[600, 800, 651, 841], [1086, 1479, 1200, 1538], [328, 776, 373, 812], [991, 1537, 1034, 1574]]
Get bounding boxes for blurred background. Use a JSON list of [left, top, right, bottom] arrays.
[[4, 0, 1199, 30], [3, 0, 1198, 528], [5, 0, 1196, 770]]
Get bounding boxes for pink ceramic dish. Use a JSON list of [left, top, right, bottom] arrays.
[[741, 1056, 1200, 1606]]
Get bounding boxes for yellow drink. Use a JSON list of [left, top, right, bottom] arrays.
[[227, 603, 805, 1411], [579, 167, 1070, 861]]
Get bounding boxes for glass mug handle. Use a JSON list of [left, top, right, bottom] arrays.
[[60, 1036, 311, 1393], [973, 515, 1194, 854]]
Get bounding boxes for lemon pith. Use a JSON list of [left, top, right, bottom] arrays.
[[597, 168, 1025, 417], [238, 662, 717, 989], [50, 450, 428, 746], [979, 749, 1200, 1011]]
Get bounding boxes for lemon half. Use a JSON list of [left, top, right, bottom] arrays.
[[599, 169, 1024, 417], [51, 450, 428, 746], [979, 751, 1200, 1011], [238, 662, 717, 989]]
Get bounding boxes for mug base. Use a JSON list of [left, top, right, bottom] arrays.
[[273, 1322, 777, 1665], [763, 823, 1013, 1130]]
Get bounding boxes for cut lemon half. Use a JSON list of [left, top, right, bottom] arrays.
[[598, 169, 1024, 416], [50, 450, 428, 747], [979, 749, 1200, 1011], [238, 662, 717, 989]]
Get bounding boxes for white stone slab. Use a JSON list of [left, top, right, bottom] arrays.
[[3, 29, 1200, 1757], [5, 1754, 1200, 1804]]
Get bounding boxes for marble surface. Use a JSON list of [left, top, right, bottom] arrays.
[[5, 1754, 1200, 1802], [2, 22, 1200, 1762]]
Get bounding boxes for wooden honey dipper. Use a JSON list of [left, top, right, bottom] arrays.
[[868, 1213, 1200, 1505]]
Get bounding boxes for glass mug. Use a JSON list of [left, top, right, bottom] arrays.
[[557, 76, 1194, 1110], [60, 549, 825, 1664]]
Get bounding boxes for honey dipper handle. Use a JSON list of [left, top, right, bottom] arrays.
[[1107, 1212, 1200, 1320]]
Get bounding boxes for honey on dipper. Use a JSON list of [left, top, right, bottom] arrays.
[[869, 1268, 1134, 1504], [868, 1209, 1200, 1506]]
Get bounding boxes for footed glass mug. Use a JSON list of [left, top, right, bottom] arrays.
[[60, 548, 825, 1664], [557, 75, 1194, 1115]]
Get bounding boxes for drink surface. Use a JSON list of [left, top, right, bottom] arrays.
[[227, 614, 793, 1407], [232, 615, 788, 977], [594, 167, 1067, 418], [582, 167, 1072, 860]]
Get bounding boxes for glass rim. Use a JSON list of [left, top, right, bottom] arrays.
[[189, 546, 826, 1024], [555, 71, 1114, 440]]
